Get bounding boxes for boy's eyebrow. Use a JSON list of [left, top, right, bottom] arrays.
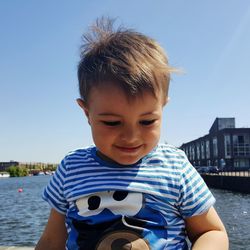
[[97, 111, 158, 117], [98, 113, 122, 117]]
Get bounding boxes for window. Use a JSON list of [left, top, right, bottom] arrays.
[[233, 134, 250, 156], [214, 159, 218, 167], [224, 135, 231, 158], [192, 145, 195, 160], [213, 137, 218, 157], [206, 140, 210, 159], [196, 142, 200, 160], [234, 159, 249, 168], [201, 141, 205, 159]]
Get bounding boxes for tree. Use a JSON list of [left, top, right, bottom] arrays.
[[7, 166, 28, 177]]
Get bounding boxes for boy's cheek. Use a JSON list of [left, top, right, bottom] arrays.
[[91, 127, 116, 141]]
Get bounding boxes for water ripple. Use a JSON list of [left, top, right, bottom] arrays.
[[0, 176, 249, 249]]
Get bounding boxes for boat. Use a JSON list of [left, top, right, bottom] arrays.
[[0, 172, 10, 178], [33, 171, 45, 176], [37, 171, 45, 176]]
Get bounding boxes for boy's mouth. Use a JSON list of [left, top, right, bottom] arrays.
[[115, 145, 142, 153]]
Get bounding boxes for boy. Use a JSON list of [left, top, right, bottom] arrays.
[[36, 18, 228, 250]]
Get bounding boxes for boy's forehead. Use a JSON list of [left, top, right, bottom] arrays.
[[86, 85, 167, 114], [88, 81, 162, 103]]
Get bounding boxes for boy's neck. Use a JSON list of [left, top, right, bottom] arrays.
[[96, 150, 117, 164], [96, 150, 142, 166]]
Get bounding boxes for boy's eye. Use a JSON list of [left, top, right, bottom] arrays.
[[140, 120, 156, 126], [102, 121, 121, 126]]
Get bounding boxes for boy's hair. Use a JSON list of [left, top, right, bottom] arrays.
[[78, 17, 175, 103]]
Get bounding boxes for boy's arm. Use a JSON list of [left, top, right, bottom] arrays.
[[35, 208, 68, 250], [185, 206, 229, 250]]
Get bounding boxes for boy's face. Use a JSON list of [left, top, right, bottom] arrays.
[[78, 83, 167, 166]]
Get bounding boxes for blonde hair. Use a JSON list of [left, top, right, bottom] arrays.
[[78, 17, 175, 103]]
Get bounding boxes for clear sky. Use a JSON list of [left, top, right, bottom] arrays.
[[1, 0, 250, 163]]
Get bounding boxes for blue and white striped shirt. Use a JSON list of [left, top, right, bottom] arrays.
[[43, 144, 215, 250]]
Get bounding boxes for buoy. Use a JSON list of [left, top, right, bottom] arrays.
[[18, 188, 23, 193]]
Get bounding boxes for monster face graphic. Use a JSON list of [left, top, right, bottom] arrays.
[[76, 191, 143, 218], [72, 191, 166, 250]]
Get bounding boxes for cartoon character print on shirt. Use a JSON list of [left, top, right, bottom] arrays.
[[72, 190, 167, 250]]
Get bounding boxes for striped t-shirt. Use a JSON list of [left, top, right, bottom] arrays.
[[43, 144, 215, 250]]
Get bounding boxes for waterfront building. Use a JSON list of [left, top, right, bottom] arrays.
[[180, 118, 250, 170], [0, 161, 19, 171]]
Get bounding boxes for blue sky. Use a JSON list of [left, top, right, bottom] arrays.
[[1, 0, 250, 163]]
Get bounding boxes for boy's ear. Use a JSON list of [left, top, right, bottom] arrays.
[[163, 96, 170, 106], [76, 98, 89, 118]]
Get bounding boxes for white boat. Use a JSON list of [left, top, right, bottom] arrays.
[[0, 172, 10, 178], [37, 171, 45, 176]]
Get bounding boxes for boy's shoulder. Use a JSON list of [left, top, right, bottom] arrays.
[[144, 143, 188, 167], [63, 145, 95, 163], [154, 143, 186, 159], [152, 144, 194, 174]]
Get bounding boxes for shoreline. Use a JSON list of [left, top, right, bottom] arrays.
[[0, 247, 34, 250]]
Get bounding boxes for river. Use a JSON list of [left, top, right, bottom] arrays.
[[0, 175, 249, 249]]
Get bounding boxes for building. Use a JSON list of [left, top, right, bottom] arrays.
[[0, 161, 19, 171], [180, 118, 250, 170]]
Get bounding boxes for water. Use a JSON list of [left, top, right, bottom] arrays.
[[0, 176, 50, 246], [212, 189, 250, 249], [0, 176, 249, 249]]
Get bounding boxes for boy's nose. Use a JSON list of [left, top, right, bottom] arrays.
[[120, 125, 139, 143]]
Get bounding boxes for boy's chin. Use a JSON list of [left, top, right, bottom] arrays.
[[97, 151, 141, 166], [116, 160, 138, 166], [112, 156, 142, 166]]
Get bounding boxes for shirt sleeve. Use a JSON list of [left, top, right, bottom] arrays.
[[42, 159, 68, 214], [178, 154, 216, 218]]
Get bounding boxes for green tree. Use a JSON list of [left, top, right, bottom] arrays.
[[7, 166, 28, 177]]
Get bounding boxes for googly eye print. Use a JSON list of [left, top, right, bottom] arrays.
[[76, 191, 143, 217]]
